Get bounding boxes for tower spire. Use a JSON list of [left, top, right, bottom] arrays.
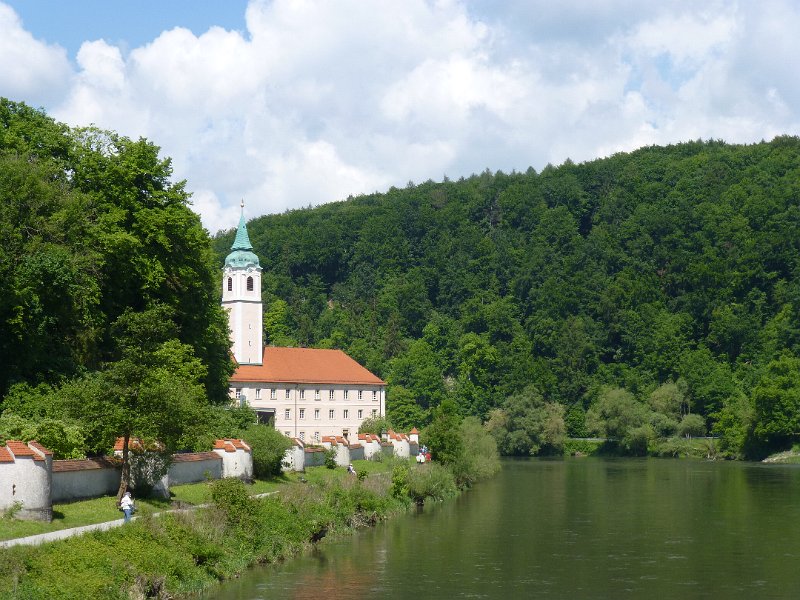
[[231, 200, 254, 252]]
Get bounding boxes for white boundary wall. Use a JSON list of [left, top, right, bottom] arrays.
[[1, 439, 252, 522], [0, 441, 52, 521]]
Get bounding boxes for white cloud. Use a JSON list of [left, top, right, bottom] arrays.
[[0, 4, 72, 105], [2, 0, 799, 232]]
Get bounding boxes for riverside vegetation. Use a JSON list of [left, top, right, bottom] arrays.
[[0, 416, 500, 599]]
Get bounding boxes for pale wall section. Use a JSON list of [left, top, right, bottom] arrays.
[[168, 452, 222, 485], [213, 439, 253, 480], [0, 441, 53, 521], [52, 458, 120, 503]]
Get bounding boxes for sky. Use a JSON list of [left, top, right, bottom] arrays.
[[1, 0, 799, 234]]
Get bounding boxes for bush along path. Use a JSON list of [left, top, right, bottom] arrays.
[[0, 457, 489, 599]]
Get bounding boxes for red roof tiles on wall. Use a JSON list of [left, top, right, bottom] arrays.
[[0, 446, 14, 463], [231, 347, 385, 385]]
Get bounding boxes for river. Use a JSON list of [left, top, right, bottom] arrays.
[[207, 457, 800, 599]]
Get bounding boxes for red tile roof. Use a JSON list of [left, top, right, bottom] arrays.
[[52, 457, 119, 472], [0, 440, 51, 462], [231, 347, 385, 385], [28, 441, 53, 456], [172, 452, 221, 463], [0, 446, 13, 463], [213, 439, 251, 453]]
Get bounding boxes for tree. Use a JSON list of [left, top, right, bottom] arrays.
[[586, 387, 653, 455], [77, 305, 211, 498], [486, 385, 565, 455], [422, 400, 464, 466], [752, 354, 800, 450]]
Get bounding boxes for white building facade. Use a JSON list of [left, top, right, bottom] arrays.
[[224, 207, 386, 441]]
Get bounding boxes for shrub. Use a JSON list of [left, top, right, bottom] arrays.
[[406, 463, 458, 504], [324, 448, 337, 469], [238, 423, 293, 478]]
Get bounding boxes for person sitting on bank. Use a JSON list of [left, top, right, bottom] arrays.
[[120, 491, 135, 523]]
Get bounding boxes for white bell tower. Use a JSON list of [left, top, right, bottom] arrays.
[[222, 201, 263, 365]]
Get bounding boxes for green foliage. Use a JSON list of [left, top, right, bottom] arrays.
[[324, 448, 337, 469], [237, 423, 292, 479], [562, 438, 603, 456], [405, 463, 458, 503], [207, 136, 800, 456], [210, 478, 259, 529], [421, 400, 464, 466], [357, 415, 393, 435], [0, 99, 232, 406], [459, 416, 501, 481], [677, 413, 706, 438], [752, 354, 800, 450], [586, 387, 653, 455], [486, 385, 565, 455]]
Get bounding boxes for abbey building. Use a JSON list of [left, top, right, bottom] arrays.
[[224, 205, 386, 442]]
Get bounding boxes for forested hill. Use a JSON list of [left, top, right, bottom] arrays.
[[213, 137, 800, 456]]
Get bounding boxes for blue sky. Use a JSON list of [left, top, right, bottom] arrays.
[[1, 1, 799, 233], [3, 1, 248, 57]]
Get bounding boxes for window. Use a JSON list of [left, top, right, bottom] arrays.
[[358, 409, 363, 419], [284, 431, 290, 437], [373, 391, 377, 401], [315, 389, 321, 400], [284, 409, 290, 420], [299, 408, 305, 419], [329, 389, 334, 400], [227, 277, 232, 292], [371, 409, 377, 417], [358, 390, 363, 400], [270, 389, 277, 400], [344, 390, 349, 400], [299, 431, 305, 441], [314, 432, 320, 442], [255, 388, 261, 399], [343, 409, 349, 419], [300, 389, 305, 400], [328, 409, 335, 419], [285, 389, 290, 399], [235, 388, 242, 399], [314, 408, 320, 420], [246, 276, 254, 291]]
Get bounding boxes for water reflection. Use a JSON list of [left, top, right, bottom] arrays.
[[209, 458, 800, 599]]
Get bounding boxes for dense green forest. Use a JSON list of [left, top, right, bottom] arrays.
[[213, 136, 800, 458], [0, 99, 241, 477]]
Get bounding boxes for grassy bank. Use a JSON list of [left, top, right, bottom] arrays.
[[0, 457, 475, 598], [0, 479, 281, 542]]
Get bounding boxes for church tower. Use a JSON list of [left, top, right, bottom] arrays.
[[222, 202, 263, 365]]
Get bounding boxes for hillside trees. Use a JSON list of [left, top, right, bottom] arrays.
[[212, 136, 800, 457], [0, 100, 232, 404], [0, 100, 233, 466]]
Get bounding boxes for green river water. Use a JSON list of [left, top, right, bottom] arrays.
[[208, 457, 800, 599]]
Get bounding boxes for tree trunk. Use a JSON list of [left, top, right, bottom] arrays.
[[117, 432, 130, 502]]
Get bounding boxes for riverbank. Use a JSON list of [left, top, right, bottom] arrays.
[[0, 458, 469, 599]]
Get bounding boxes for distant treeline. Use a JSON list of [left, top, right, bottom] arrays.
[[213, 137, 800, 459]]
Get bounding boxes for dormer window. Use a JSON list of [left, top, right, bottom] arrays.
[[247, 276, 254, 291], [227, 277, 233, 292]]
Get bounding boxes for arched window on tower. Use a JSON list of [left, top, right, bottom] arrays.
[[227, 277, 232, 292], [247, 276, 254, 291]]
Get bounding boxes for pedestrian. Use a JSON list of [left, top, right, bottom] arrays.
[[120, 491, 135, 523]]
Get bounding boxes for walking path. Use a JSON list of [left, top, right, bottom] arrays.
[[0, 491, 278, 549]]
